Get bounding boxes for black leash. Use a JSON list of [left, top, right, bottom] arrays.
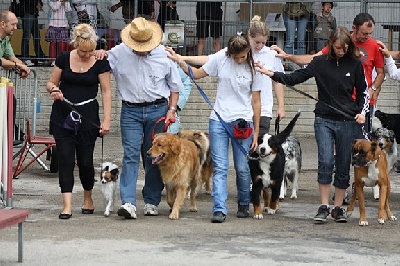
[[282, 83, 355, 121], [275, 115, 280, 135], [63, 98, 102, 129]]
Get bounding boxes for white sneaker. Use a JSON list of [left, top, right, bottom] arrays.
[[24, 60, 34, 67], [117, 203, 137, 219], [144, 203, 158, 216]]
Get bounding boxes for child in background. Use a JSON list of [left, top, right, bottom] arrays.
[[45, 0, 72, 66], [314, 2, 337, 52]]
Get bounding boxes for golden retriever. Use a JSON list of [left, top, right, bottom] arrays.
[[147, 133, 201, 220]]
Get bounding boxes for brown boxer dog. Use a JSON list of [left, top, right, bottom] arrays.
[[347, 139, 397, 226]]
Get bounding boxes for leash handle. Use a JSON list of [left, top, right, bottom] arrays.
[[150, 116, 175, 141], [275, 115, 281, 135]]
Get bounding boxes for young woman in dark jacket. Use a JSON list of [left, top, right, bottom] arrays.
[[256, 26, 369, 224]]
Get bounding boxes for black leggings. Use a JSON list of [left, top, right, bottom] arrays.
[[56, 139, 95, 193]]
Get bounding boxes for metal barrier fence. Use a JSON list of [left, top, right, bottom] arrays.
[[0, 78, 14, 208], [0, 68, 39, 144], [1, 0, 400, 61]]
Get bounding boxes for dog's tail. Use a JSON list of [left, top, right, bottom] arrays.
[[276, 111, 301, 145]]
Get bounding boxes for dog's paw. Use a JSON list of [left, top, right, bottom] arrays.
[[189, 207, 197, 212], [378, 218, 385, 224], [104, 211, 110, 217], [253, 213, 264, 219], [358, 220, 368, 226], [169, 210, 180, 220], [290, 194, 297, 199], [267, 208, 277, 215], [389, 215, 397, 221]]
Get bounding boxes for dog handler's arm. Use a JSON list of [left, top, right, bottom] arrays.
[[354, 60, 369, 125], [270, 45, 320, 66], [180, 55, 209, 66], [99, 71, 111, 136], [166, 91, 179, 123], [47, 64, 64, 101], [274, 81, 285, 120], [166, 46, 208, 79], [251, 90, 261, 152]]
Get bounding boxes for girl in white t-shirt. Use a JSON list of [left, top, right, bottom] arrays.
[[166, 34, 263, 223], [248, 15, 286, 135]]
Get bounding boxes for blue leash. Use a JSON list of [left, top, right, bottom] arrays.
[[186, 64, 258, 160]]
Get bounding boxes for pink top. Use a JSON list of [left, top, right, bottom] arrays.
[[49, 1, 72, 28]]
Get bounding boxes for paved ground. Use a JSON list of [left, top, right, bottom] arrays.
[[1, 134, 400, 265]]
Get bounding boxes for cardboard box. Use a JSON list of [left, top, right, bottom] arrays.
[[239, 3, 284, 22]]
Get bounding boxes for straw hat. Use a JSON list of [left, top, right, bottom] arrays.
[[120, 17, 163, 52]]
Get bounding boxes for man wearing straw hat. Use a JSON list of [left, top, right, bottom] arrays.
[[101, 17, 183, 219]]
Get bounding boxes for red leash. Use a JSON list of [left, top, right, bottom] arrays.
[[150, 116, 175, 141]]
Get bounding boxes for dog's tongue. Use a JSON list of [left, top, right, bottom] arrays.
[[152, 155, 163, 165]]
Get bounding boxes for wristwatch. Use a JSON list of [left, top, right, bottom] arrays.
[[371, 86, 377, 91], [168, 106, 177, 112]]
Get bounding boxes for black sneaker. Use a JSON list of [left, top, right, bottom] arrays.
[[314, 205, 330, 223], [236, 204, 250, 218], [331, 206, 347, 223], [211, 211, 226, 223]]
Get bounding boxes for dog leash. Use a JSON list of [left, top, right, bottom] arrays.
[[186, 64, 259, 160], [150, 116, 174, 141], [282, 83, 355, 120], [282, 82, 370, 138], [63, 98, 102, 129]]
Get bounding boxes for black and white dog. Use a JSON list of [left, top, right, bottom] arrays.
[[249, 111, 301, 219], [280, 136, 302, 200], [100, 162, 119, 217]]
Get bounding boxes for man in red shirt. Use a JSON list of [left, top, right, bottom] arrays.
[[272, 13, 384, 134]]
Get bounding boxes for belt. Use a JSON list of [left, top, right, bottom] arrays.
[[122, 98, 167, 107]]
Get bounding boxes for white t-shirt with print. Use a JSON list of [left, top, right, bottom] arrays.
[[202, 48, 263, 123], [253, 46, 284, 118]]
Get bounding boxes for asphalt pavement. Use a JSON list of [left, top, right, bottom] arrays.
[[1, 134, 400, 265]]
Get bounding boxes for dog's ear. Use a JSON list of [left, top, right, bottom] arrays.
[[371, 130, 377, 139], [389, 130, 396, 142], [111, 168, 119, 175], [169, 135, 181, 155], [371, 141, 378, 153], [103, 165, 109, 172]]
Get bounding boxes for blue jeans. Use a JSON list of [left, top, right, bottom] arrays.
[[21, 14, 44, 58], [119, 101, 168, 206], [284, 15, 308, 55], [314, 117, 359, 189], [209, 119, 253, 215]]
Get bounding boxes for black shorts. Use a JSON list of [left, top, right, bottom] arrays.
[[196, 17, 222, 38]]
